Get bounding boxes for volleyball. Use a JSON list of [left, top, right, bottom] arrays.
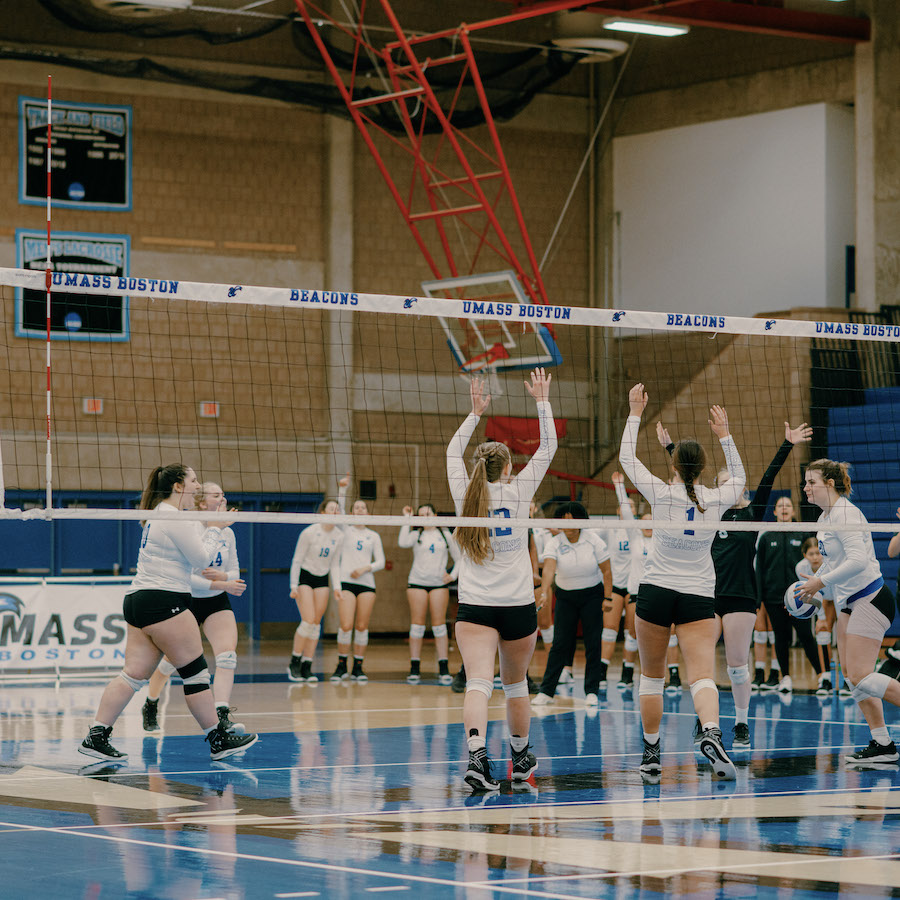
[[784, 580, 823, 619]]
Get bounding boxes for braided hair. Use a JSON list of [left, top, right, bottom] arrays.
[[456, 441, 513, 564], [673, 440, 707, 514]]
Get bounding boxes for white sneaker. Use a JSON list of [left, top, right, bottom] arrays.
[[777, 675, 793, 693], [559, 667, 574, 684], [584, 693, 599, 707], [531, 693, 553, 706]]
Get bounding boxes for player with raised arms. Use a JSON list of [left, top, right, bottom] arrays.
[[142, 481, 248, 735], [619, 384, 745, 781], [287, 484, 345, 683], [333, 483, 385, 683], [79, 464, 258, 763], [399, 503, 461, 685], [449, 368, 556, 792], [798, 459, 900, 764]]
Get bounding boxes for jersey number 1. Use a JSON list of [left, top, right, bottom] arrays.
[[684, 508, 695, 536]]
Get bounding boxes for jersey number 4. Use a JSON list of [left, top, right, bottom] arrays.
[[488, 508, 512, 538]]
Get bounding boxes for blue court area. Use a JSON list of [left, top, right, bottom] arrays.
[[1, 676, 898, 899]]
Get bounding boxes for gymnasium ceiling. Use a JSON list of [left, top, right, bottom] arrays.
[[3, 1, 869, 111]]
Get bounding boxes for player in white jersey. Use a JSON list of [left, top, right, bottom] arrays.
[[619, 383, 745, 781], [795, 536, 836, 696], [399, 504, 460, 685], [798, 458, 900, 764], [287, 481, 345, 683], [606, 472, 640, 688], [142, 482, 248, 736], [79, 464, 258, 764], [449, 368, 556, 792], [332, 485, 385, 683]]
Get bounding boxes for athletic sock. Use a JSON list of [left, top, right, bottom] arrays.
[[735, 706, 749, 726], [509, 734, 529, 752], [871, 726, 891, 746], [644, 732, 659, 744]]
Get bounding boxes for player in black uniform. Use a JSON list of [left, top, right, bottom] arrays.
[[659, 420, 812, 749]]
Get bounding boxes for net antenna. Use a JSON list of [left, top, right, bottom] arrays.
[[422, 270, 562, 396], [291, 0, 567, 311]]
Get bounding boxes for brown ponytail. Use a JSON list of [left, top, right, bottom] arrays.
[[456, 441, 512, 565], [140, 464, 188, 511], [807, 458, 852, 495], [673, 440, 707, 514]]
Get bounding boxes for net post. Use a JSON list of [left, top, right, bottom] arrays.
[[44, 73, 53, 512]]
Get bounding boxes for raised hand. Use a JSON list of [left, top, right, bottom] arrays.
[[524, 367, 552, 402], [708, 405, 730, 439], [338, 471, 351, 489], [470, 376, 491, 416], [402, 505, 413, 517], [628, 383, 648, 417], [656, 421, 672, 448], [611, 471, 624, 486], [785, 422, 813, 445]]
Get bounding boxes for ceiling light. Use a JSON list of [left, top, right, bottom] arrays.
[[603, 18, 689, 37]]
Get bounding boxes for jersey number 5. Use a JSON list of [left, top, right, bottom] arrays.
[[489, 508, 512, 538]]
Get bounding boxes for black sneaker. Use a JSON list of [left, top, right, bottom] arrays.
[[451, 667, 466, 693], [287, 657, 304, 682], [351, 659, 368, 683], [751, 668, 765, 692], [438, 660, 452, 686], [331, 659, 348, 682], [407, 661, 421, 684], [761, 669, 780, 691], [300, 659, 318, 683], [699, 726, 736, 779], [666, 668, 682, 693], [79, 725, 128, 762], [206, 724, 259, 761], [597, 662, 608, 690], [618, 665, 634, 689], [464, 747, 500, 792], [640, 738, 661, 776], [216, 705, 245, 735], [510, 744, 537, 781], [142, 698, 161, 734], [845, 740, 900, 764], [692, 717, 703, 747], [816, 677, 833, 697], [732, 722, 751, 750]]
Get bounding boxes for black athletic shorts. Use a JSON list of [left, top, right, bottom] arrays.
[[297, 569, 329, 590], [408, 582, 448, 592], [456, 602, 537, 642], [841, 583, 896, 620], [342, 582, 375, 597], [123, 589, 191, 628], [612, 584, 629, 598], [191, 591, 233, 624], [715, 594, 757, 618], [636, 583, 715, 628]]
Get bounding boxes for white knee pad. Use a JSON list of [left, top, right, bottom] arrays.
[[624, 631, 638, 653], [639, 675, 666, 697], [753, 630, 767, 646], [503, 679, 529, 699], [727, 665, 750, 686], [119, 670, 148, 693], [297, 621, 319, 640], [158, 658, 177, 677], [540, 626, 554, 645], [689, 677, 718, 700], [354, 629, 369, 647], [215, 650, 237, 670], [767, 630, 775, 645], [601, 628, 618, 644], [431, 623, 448, 638], [337, 627, 353, 645], [816, 629, 832, 646], [466, 677, 493, 698], [668, 634, 679, 648], [409, 623, 426, 639], [851, 672, 891, 702]]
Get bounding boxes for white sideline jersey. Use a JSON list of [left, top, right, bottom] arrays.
[[399, 525, 461, 588], [815, 497, 884, 611], [339, 527, 385, 589], [543, 531, 609, 591], [532, 526, 551, 564], [128, 501, 222, 595], [619, 415, 745, 598], [447, 400, 557, 607], [289, 523, 344, 589], [627, 532, 651, 597], [191, 526, 239, 598]]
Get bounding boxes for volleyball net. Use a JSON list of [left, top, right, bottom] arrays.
[[1, 265, 900, 541]]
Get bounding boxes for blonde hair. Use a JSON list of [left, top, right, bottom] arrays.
[[194, 481, 221, 510], [455, 441, 512, 565], [807, 458, 852, 495]]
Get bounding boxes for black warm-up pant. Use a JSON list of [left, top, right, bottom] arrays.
[[763, 597, 823, 677], [539, 584, 604, 696]]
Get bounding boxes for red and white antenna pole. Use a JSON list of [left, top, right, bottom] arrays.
[[45, 74, 53, 511]]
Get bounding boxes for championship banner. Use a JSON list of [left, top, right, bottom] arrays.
[[0, 580, 128, 672], [19, 96, 132, 211]]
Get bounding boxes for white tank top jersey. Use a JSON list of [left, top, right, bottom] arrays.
[[619, 415, 746, 598], [543, 531, 610, 591], [128, 501, 223, 595], [289, 523, 344, 588], [627, 531, 651, 597], [815, 497, 884, 610], [795, 557, 833, 615], [447, 399, 557, 607], [191, 526, 239, 598], [339, 527, 385, 589], [399, 525, 461, 588]]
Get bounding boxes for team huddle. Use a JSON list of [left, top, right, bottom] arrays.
[[77, 371, 900, 791]]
